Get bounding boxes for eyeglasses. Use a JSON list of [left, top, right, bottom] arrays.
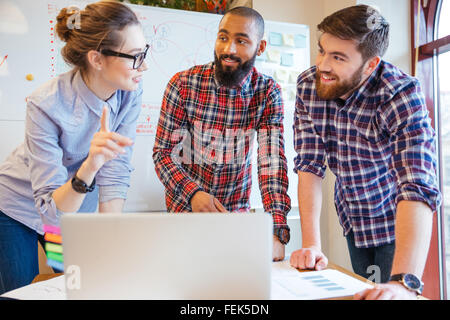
[[100, 44, 149, 70]]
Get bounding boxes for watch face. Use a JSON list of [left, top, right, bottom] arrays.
[[72, 178, 87, 193], [404, 274, 422, 290]]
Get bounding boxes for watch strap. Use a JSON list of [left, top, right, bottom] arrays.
[[390, 273, 423, 295], [71, 171, 96, 193], [389, 273, 404, 282]]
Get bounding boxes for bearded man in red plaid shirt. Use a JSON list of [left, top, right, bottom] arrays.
[[153, 7, 291, 261]]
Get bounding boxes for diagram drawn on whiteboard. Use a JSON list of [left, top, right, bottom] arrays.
[[45, 1, 222, 141], [0, 55, 8, 76], [141, 18, 218, 79]]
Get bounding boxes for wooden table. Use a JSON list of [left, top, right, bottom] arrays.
[[32, 273, 63, 283], [31, 261, 429, 300], [32, 262, 377, 300]]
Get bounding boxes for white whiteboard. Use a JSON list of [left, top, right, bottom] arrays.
[[0, 0, 310, 212]]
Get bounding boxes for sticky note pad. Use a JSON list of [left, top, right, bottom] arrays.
[[282, 34, 295, 47], [47, 251, 64, 263], [269, 32, 283, 46], [274, 69, 289, 83], [47, 259, 64, 271], [45, 232, 62, 244], [44, 224, 61, 235], [294, 34, 307, 48], [266, 49, 281, 64], [289, 71, 299, 84], [45, 242, 63, 254], [281, 53, 294, 67]]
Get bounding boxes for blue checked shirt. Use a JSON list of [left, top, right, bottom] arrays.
[[294, 61, 442, 248]]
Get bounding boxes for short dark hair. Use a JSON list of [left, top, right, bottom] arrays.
[[317, 5, 389, 61], [222, 6, 265, 40]]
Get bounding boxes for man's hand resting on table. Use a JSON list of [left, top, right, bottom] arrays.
[[190, 191, 228, 213], [289, 246, 328, 270], [354, 282, 419, 300]]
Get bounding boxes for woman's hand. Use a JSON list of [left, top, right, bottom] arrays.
[[84, 106, 134, 173]]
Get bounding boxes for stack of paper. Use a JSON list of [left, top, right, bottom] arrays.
[[271, 260, 373, 300], [1, 275, 66, 300]]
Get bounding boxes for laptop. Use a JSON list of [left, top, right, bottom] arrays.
[[60, 213, 272, 300]]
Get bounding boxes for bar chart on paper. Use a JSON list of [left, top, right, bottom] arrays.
[[271, 260, 373, 300]]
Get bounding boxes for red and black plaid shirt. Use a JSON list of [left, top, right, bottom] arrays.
[[153, 62, 291, 243]]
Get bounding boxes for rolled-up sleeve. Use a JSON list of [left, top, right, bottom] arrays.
[[383, 80, 442, 212], [257, 82, 291, 243], [293, 94, 327, 178], [96, 86, 143, 203], [25, 101, 66, 226]]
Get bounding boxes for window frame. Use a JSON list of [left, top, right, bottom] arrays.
[[411, 0, 450, 300]]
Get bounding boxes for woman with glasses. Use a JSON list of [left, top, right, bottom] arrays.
[[0, 0, 148, 294]]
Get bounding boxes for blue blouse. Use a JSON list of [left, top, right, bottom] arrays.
[[0, 69, 142, 234]]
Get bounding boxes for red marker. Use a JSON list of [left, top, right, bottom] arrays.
[[0, 55, 7, 68]]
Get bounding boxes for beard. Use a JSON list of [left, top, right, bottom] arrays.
[[214, 50, 257, 88], [316, 63, 365, 100]]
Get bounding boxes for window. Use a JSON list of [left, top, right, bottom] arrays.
[[412, 0, 450, 299], [437, 0, 450, 300], [438, 0, 450, 38]]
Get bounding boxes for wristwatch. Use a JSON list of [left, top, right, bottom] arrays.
[[71, 171, 96, 194], [390, 273, 424, 295]]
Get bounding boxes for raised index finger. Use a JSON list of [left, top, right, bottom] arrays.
[[100, 105, 110, 132]]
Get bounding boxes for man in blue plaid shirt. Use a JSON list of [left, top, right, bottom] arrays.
[[290, 5, 442, 299]]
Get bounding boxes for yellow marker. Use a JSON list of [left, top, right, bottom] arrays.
[[26, 74, 34, 81]]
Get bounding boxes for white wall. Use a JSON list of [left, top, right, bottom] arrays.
[[255, 0, 324, 66], [357, 0, 412, 74], [254, 0, 411, 272]]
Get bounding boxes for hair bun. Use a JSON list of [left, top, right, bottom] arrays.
[[54, 1, 139, 70], [55, 6, 80, 42]]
